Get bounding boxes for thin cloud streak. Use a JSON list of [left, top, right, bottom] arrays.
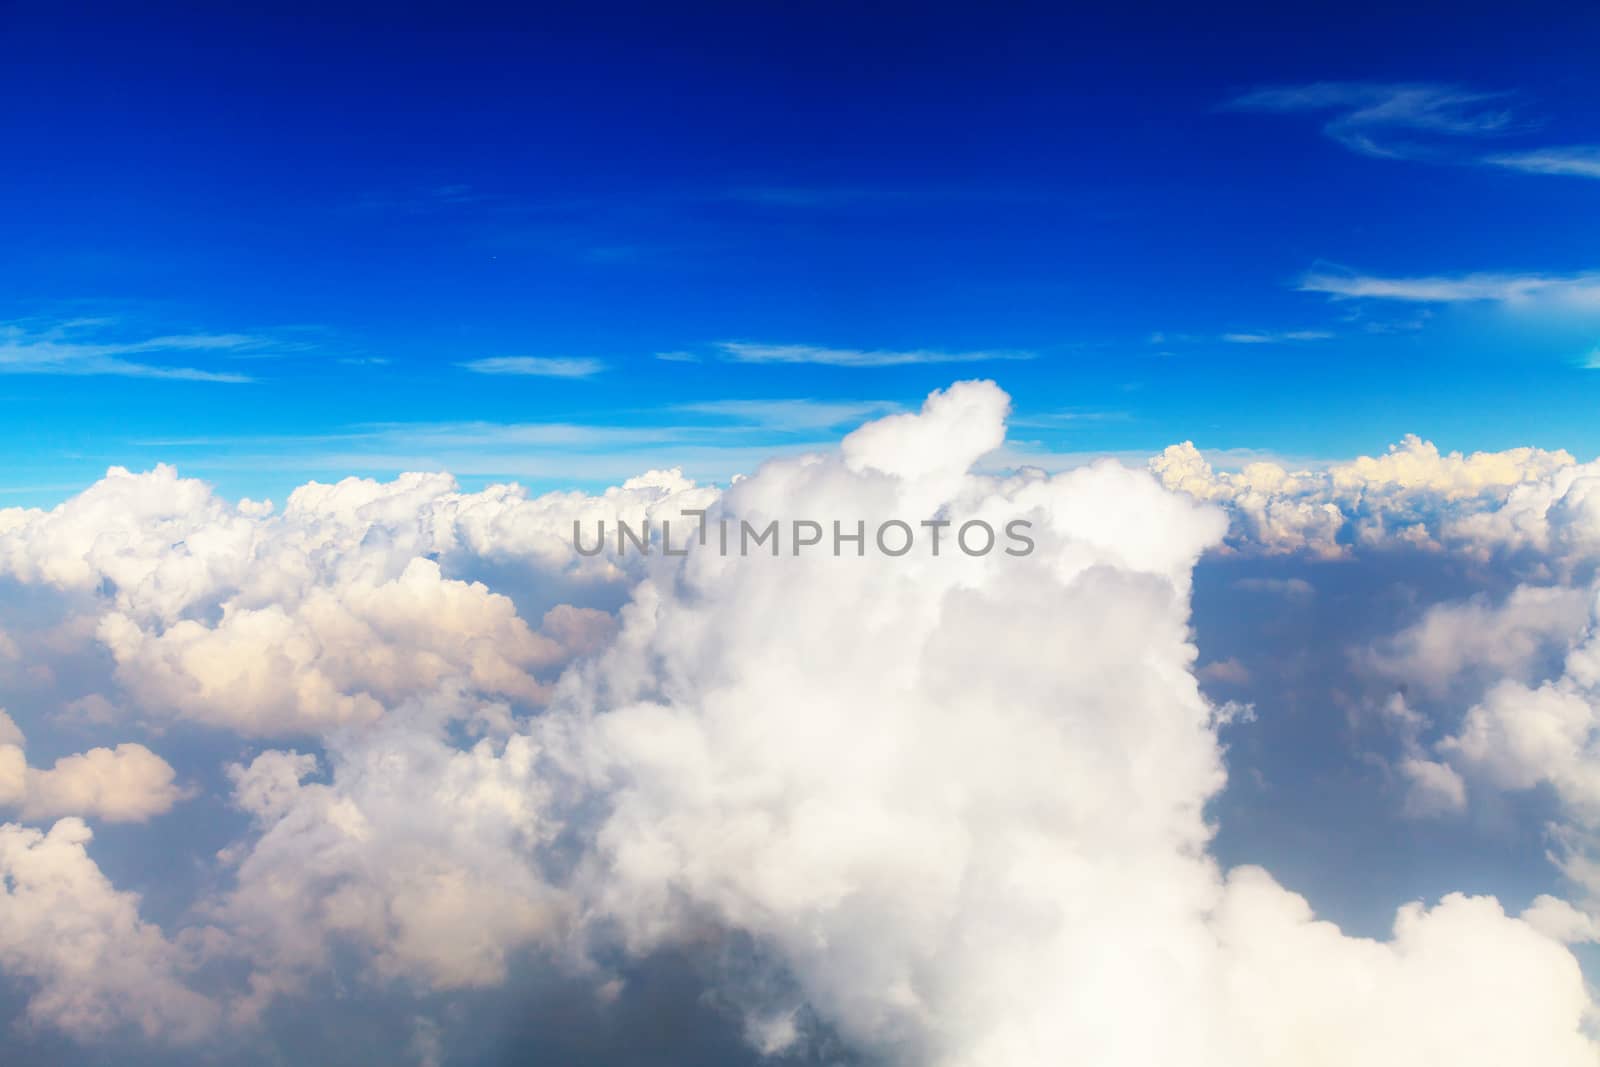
[[675, 398, 902, 430], [717, 341, 1034, 367], [1008, 409, 1131, 430], [128, 398, 918, 486], [0, 323, 258, 382], [459, 356, 607, 378], [1300, 269, 1600, 305], [1222, 330, 1334, 344], [1227, 80, 1600, 182], [1486, 146, 1600, 179], [1226, 81, 1520, 160]]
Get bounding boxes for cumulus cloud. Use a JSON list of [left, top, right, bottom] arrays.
[[0, 818, 217, 1041], [1, 384, 1598, 1064], [507, 383, 1592, 1064], [1392, 586, 1600, 924], [1398, 757, 1469, 817], [1438, 593, 1600, 816], [208, 694, 569, 1023], [0, 710, 182, 824], [0, 463, 714, 735], [98, 557, 565, 734], [1365, 585, 1593, 697], [1152, 433, 1589, 560], [1150, 442, 1344, 555], [4, 743, 182, 824]]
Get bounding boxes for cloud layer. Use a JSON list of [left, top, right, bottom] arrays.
[[0, 384, 1597, 1063]]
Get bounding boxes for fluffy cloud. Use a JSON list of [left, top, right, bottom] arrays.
[[1365, 584, 1593, 697], [0, 710, 182, 824], [1153, 434, 1587, 560], [1398, 757, 1469, 817], [1438, 593, 1600, 819], [0, 462, 712, 735], [1398, 586, 1600, 925], [11, 744, 182, 824], [526, 383, 1594, 1065], [0, 818, 216, 1041], [208, 709, 569, 1023], [97, 558, 566, 734], [1, 383, 1598, 1064], [1151, 443, 1344, 555]]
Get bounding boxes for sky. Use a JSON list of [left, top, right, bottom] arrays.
[[4, 2, 1600, 505], [9, 5, 1600, 1066]]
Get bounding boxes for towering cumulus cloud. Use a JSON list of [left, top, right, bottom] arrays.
[[542, 383, 1596, 1064], [0, 382, 1596, 1063]]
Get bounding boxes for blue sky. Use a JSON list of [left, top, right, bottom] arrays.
[[11, 9, 1600, 1062], [4, 2, 1600, 505]]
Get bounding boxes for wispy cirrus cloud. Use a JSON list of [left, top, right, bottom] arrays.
[[1226, 81, 1521, 160], [1300, 269, 1600, 306], [716, 341, 1034, 367], [0, 321, 261, 382], [1228, 81, 1600, 183], [675, 398, 902, 430], [1222, 330, 1334, 344], [128, 397, 913, 484], [1151, 329, 1335, 347], [1008, 409, 1131, 430], [1485, 146, 1600, 180], [458, 356, 607, 378]]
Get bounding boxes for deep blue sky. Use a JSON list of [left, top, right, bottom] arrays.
[[4, 1, 1600, 504]]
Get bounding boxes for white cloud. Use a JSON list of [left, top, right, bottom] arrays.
[[1411, 587, 1600, 919], [527, 382, 1595, 1064], [1440, 620, 1600, 815], [2, 742, 182, 824], [1399, 758, 1468, 817], [1222, 330, 1333, 343], [0, 745, 22, 810], [1330, 434, 1575, 498], [97, 557, 565, 734], [717, 341, 1034, 367], [1, 386, 1599, 1062], [0, 818, 216, 1041], [1300, 269, 1600, 306], [0, 711, 183, 823], [1233, 576, 1314, 598], [1230, 81, 1600, 190], [1227, 81, 1519, 159], [458, 356, 606, 378], [675, 398, 902, 431], [0, 321, 258, 382], [1365, 585, 1592, 697], [208, 696, 569, 1021], [0, 463, 715, 735], [1150, 443, 1344, 556], [1152, 434, 1587, 559], [1486, 146, 1600, 180]]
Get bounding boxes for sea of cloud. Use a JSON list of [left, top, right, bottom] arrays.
[[2, 381, 1598, 1064]]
